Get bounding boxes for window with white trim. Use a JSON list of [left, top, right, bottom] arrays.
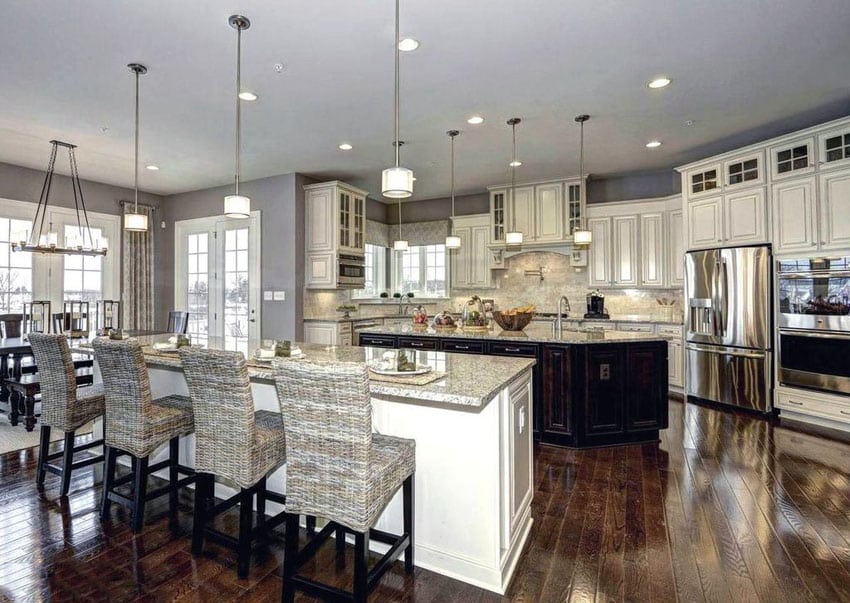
[[353, 243, 387, 299], [63, 225, 104, 304], [0, 217, 33, 312], [393, 244, 447, 297]]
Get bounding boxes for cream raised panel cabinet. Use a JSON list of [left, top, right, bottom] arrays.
[[724, 187, 767, 245], [667, 210, 684, 287], [587, 217, 612, 287], [818, 170, 850, 250], [533, 182, 564, 242], [640, 213, 665, 288], [303, 321, 352, 346], [510, 186, 535, 243], [772, 176, 818, 253], [687, 196, 723, 248], [612, 216, 639, 286], [450, 214, 492, 289]]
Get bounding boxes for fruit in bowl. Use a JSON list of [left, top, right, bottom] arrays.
[[492, 305, 536, 331], [412, 305, 428, 325], [432, 311, 456, 328]]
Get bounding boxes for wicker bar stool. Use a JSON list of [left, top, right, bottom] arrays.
[[178, 347, 287, 578], [273, 359, 415, 603], [92, 338, 195, 533], [28, 333, 105, 497]]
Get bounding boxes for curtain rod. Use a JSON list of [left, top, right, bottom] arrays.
[[118, 199, 156, 212]]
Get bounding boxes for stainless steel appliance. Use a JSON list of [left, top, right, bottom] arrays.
[[776, 256, 850, 396], [584, 290, 609, 319], [685, 245, 772, 412], [337, 252, 366, 288]]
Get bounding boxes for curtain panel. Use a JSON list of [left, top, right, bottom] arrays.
[[122, 205, 155, 330], [388, 220, 449, 247]]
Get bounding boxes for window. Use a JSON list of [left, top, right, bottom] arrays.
[[63, 225, 104, 304], [353, 244, 386, 299], [393, 244, 447, 297], [0, 218, 33, 312], [186, 232, 210, 346]]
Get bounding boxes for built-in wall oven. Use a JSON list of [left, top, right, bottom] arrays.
[[777, 257, 850, 396], [337, 253, 366, 288]]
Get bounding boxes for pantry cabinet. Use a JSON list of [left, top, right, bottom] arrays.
[[612, 216, 638, 286], [450, 214, 492, 289]]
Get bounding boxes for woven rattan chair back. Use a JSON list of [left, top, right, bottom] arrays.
[[178, 348, 258, 485], [273, 359, 373, 528], [92, 338, 155, 456], [27, 333, 79, 430]]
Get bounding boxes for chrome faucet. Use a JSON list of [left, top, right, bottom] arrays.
[[556, 295, 571, 332], [397, 296, 412, 315]]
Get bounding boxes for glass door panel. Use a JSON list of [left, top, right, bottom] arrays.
[[186, 232, 211, 346], [223, 228, 250, 355]]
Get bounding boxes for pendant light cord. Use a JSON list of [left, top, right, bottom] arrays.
[[235, 24, 243, 196], [133, 68, 140, 213], [511, 121, 517, 232], [450, 134, 455, 218], [394, 0, 400, 169], [579, 118, 584, 226]]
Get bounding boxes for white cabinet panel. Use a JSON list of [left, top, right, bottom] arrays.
[[668, 210, 684, 287], [588, 217, 611, 287], [724, 187, 767, 245], [819, 170, 850, 250], [449, 229, 471, 288], [304, 322, 338, 346], [668, 339, 683, 388], [640, 213, 665, 287], [450, 214, 492, 289], [471, 226, 491, 287], [612, 216, 638, 286], [490, 189, 507, 245], [534, 183, 563, 242], [772, 177, 817, 253], [688, 196, 722, 249], [510, 186, 535, 241], [305, 187, 334, 252], [769, 137, 815, 180], [306, 253, 334, 288]]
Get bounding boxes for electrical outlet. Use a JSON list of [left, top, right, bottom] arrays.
[[263, 291, 273, 301], [273, 291, 286, 301], [600, 364, 611, 381]]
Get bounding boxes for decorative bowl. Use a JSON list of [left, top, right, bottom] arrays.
[[492, 311, 534, 332]]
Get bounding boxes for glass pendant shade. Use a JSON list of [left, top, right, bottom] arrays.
[[574, 229, 592, 245], [445, 235, 461, 249], [224, 194, 251, 218], [124, 212, 149, 232], [505, 231, 523, 246], [382, 166, 414, 199]]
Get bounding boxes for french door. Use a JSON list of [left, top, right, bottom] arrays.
[[174, 213, 261, 354]]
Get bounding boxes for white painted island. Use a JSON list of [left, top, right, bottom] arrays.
[[87, 339, 535, 594]]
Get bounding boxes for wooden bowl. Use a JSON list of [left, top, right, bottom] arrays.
[[492, 311, 534, 332]]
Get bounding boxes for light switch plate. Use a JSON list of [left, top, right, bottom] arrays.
[[273, 291, 286, 301], [263, 291, 273, 301]]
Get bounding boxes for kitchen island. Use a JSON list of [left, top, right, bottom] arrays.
[[359, 323, 669, 448], [88, 339, 535, 595]]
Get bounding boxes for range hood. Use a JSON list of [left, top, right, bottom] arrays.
[[488, 240, 582, 266]]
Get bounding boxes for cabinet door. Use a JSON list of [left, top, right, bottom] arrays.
[[449, 227, 471, 288], [688, 196, 722, 249], [338, 189, 351, 249], [818, 170, 850, 251], [587, 217, 611, 287], [490, 189, 506, 245], [770, 137, 815, 180], [511, 186, 535, 241], [542, 346, 572, 436], [304, 323, 338, 345], [470, 225, 491, 288], [668, 209, 684, 287], [612, 216, 638, 286], [724, 187, 767, 245], [584, 347, 625, 435], [306, 252, 335, 288], [772, 177, 817, 253], [352, 193, 365, 250], [640, 213, 665, 287], [668, 339, 683, 388], [305, 187, 334, 252], [507, 375, 533, 538], [626, 343, 667, 431], [534, 183, 564, 242]]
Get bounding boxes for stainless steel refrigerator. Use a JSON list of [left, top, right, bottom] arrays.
[[684, 245, 772, 413]]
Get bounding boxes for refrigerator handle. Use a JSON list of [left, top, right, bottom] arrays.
[[720, 257, 729, 336], [711, 257, 720, 337]]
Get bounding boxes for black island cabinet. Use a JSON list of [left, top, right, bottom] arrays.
[[358, 331, 668, 448]]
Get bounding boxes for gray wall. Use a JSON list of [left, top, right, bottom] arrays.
[[383, 192, 490, 224], [159, 172, 314, 340], [587, 169, 681, 203]]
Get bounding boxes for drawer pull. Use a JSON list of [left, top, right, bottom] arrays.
[[841, 410, 850, 416], [453, 345, 469, 350], [504, 347, 521, 352], [786, 399, 804, 406], [410, 343, 424, 347]]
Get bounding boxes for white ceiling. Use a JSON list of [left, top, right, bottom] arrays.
[[2, 0, 850, 201]]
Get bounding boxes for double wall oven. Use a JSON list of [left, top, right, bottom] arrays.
[[777, 257, 850, 396]]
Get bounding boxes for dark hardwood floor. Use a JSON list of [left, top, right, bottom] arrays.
[[2, 399, 850, 602]]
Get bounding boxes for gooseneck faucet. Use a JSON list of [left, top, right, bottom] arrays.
[[556, 295, 571, 332]]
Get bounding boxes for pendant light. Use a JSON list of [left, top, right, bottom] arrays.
[[382, 0, 414, 200], [573, 114, 592, 245], [445, 130, 461, 249], [224, 15, 251, 219], [505, 117, 523, 246], [124, 63, 149, 232]]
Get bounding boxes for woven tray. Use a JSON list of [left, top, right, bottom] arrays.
[[368, 370, 445, 386]]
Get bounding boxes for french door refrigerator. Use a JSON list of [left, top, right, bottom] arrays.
[[684, 245, 773, 413]]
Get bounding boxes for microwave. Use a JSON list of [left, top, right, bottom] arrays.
[[338, 252, 366, 288]]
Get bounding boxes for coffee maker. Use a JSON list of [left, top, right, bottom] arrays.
[[584, 289, 609, 319]]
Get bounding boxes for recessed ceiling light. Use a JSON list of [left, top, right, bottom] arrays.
[[467, 115, 484, 125], [338, 143, 353, 151], [509, 160, 522, 167], [398, 38, 419, 52], [238, 91, 258, 101], [647, 77, 671, 89], [145, 164, 160, 171], [645, 140, 662, 148]]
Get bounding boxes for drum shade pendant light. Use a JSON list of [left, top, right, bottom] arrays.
[[505, 118, 523, 246], [224, 15, 251, 219], [382, 0, 414, 200], [445, 130, 461, 249], [124, 63, 149, 232], [573, 114, 592, 246]]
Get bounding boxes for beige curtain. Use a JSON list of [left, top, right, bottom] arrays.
[[122, 205, 155, 330]]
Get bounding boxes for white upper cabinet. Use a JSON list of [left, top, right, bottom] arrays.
[[304, 181, 367, 254], [686, 164, 721, 198], [640, 213, 665, 287], [510, 186, 535, 242], [688, 195, 723, 248], [770, 137, 815, 180], [588, 217, 612, 287], [723, 151, 764, 190], [534, 183, 564, 242], [772, 176, 817, 253], [451, 214, 492, 289], [490, 190, 507, 245], [818, 125, 850, 171], [668, 210, 684, 287], [612, 216, 638, 286], [305, 186, 334, 253], [819, 170, 850, 250], [724, 187, 767, 244]]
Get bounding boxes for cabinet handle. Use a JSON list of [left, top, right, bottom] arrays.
[[410, 342, 424, 347], [786, 399, 804, 406], [453, 345, 470, 350], [841, 410, 850, 416], [504, 347, 521, 352]]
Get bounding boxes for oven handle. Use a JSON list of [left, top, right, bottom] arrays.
[[779, 329, 850, 341], [686, 343, 766, 359], [780, 270, 850, 279]]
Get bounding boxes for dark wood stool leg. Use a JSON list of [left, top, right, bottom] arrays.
[[168, 437, 180, 517], [59, 431, 76, 497], [353, 530, 370, 603], [9, 390, 20, 426], [306, 515, 317, 535], [0, 354, 9, 403], [36, 425, 51, 487], [282, 512, 299, 603], [101, 446, 116, 521], [191, 473, 212, 555], [335, 526, 346, 567], [256, 476, 267, 532], [237, 487, 254, 578], [403, 474, 414, 573], [23, 391, 36, 432], [131, 456, 149, 533]]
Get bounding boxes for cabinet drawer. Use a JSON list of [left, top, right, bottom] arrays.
[[616, 323, 655, 333], [338, 323, 352, 335], [777, 390, 850, 424], [656, 325, 684, 338], [398, 337, 438, 351], [441, 340, 485, 354], [359, 334, 396, 348], [489, 341, 539, 357]]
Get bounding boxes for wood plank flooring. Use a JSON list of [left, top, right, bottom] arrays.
[[1, 400, 850, 602]]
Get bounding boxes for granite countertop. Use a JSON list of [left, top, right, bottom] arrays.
[[306, 314, 684, 326], [80, 336, 534, 409], [359, 323, 666, 344], [304, 315, 415, 324]]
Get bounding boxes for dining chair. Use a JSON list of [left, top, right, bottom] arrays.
[[167, 311, 189, 335]]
